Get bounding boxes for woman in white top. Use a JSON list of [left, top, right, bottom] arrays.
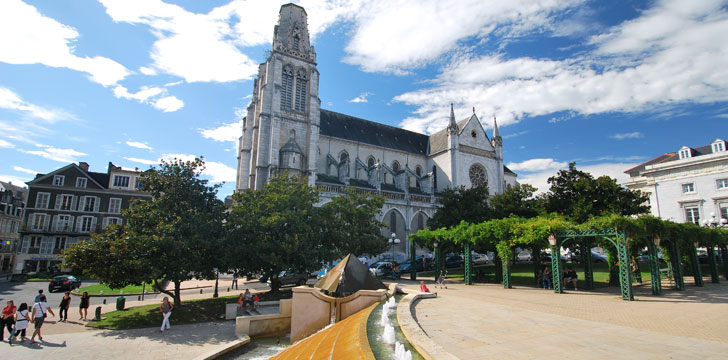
[[29, 295, 54, 343], [9, 303, 30, 344]]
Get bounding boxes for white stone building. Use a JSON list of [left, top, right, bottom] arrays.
[[625, 138, 728, 224], [235, 4, 517, 257]]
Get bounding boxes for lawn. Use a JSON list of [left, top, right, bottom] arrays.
[[87, 290, 293, 330], [74, 281, 159, 295]]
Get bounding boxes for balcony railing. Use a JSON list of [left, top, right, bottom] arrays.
[[316, 184, 439, 204]]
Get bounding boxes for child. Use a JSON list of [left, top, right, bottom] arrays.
[[253, 294, 260, 311]]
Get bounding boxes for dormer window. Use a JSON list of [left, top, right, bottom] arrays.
[[678, 147, 692, 159], [712, 140, 725, 153]]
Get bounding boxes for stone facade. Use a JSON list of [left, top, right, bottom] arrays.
[[236, 4, 518, 258], [625, 138, 728, 224], [0, 181, 26, 274], [16, 162, 150, 273]]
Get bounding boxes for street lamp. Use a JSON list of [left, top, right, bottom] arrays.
[[653, 236, 661, 247], [389, 232, 400, 260], [548, 234, 557, 247]]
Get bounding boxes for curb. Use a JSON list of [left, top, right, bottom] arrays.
[[396, 292, 460, 360], [192, 335, 251, 360]]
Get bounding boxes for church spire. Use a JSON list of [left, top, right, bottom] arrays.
[[447, 103, 458, 135], [492, 116, 502, 147]]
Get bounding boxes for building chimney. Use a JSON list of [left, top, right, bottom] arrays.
[[78, 162, 90, 171]]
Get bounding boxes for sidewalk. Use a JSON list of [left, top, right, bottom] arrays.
[[4, 321, 239, 360], [405, 279, 728, 359]]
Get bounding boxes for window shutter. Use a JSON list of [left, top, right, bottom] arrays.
[[71, 195, 77, 211], [29, 213, 35, 229], [102, 217, 109, 229], [35, 195, 42, 208], [94, 197, 100, 212], [68, 216, 74, 232], [78, 196, 85, 211], [55, 195, 62, 210], [53, 215, 60, 232], [75, 217, 82, 233], [44, 215, 51, 231], [91, 217, 98, 232]]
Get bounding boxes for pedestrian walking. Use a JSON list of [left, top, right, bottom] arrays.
[[34, 289, 44, 303], [159, 297, 173, 332], [232, 274, 238, 290], [8, 303, 30, 344], [1, 300, 16, 341], [59, 291, 71, 322], [79, 291, 90, 320], [30, 295, 54, 343]]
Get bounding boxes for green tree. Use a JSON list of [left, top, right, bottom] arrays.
[[321, 187, 387, 257], [428, 184, 492, 229], [64, 158, 226, 306], [226, 175, 334, 292], [489, 184, 543, 219], [545, 162, 649, 223]]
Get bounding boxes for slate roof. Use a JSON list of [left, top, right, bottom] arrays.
[[319, 109, 429, 155], [88, 172, 110, 188], [504, 165, 516, 175], [625, 142, 724, 177]]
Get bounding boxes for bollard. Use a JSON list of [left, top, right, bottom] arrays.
[[94, 306, 102, 321], [103, 299, 106, 305], [200, 289, 203, 294], [138, 296, 141, 301]]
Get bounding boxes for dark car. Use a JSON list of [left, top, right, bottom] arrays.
[[445, 254, 464, 269], [48, 275, 81, 292], [399, 260, 425, 273], [269, 270, 309, 287]]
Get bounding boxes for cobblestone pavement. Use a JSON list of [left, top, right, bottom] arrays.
[[405, 278, 728, 359]]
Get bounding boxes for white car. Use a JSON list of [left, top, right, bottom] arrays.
[[472, 253, 489, 265], [516, 251, 532, 262]]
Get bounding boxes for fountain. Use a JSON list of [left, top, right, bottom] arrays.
[[382, 325, 396, 344], [394, 341, 413, 360]]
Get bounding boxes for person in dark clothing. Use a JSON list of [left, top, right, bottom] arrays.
[[564, 266, 578, 290], [59, 291, 71, 322], [79, 291, 90, 320]]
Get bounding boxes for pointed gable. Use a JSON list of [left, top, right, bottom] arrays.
[[457, 113, 494, 151], [27, 163, 107, 190]]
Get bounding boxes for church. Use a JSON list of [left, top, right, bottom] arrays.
[[235, 4, 518, 258]]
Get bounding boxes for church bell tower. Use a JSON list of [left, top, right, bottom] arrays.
[[236, 4, 320, 191]]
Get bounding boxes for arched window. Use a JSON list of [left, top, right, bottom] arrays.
[[415, 166, 422, 177], [339, 151, 349, 164], [293, 34, 300, 51], [281, 65, 293, 109], [417, 213, 424, 230], [289, 129, 296, 140], [390, 211, 397, 233], [392, 161, 400, 173], [469, 164, 487, 188], [367, 156, 375, 169], [295, 69, 307, 111]]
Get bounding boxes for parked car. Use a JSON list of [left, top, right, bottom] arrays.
[[370, 261, 393, 276], [270, 270, 309, 287], [445, 254, 464, 268], [48, 275, 82, 292], [516, 251, 532, 262], [472, 253, 489, 265], [591, 251, 607, 263]]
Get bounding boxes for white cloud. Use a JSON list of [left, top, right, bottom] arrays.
[[0, 0, 130, 86], [0, 139, 15, 148], [348, 92, 373, 103], [124, 157, 158, 166], [139, 66, 157, 75], [0, 87, 73, 122], [20, 146, 87, 163], [161, 154, 236, 183], [393, 0, 728, 133], [518, 162, 637, 194], [200, 120, 243, 143], [153, 96, 184, 112], [610, 132, 644, 140], [342, 0, 580, 73], [113, 85, 164, 102], [125, 141, 153, 151], [13, 166, 38, 175], [0, 174, 29, 185], [506, 158, 567, 173]]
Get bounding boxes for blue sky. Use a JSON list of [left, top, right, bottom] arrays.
[[1, 0, 727, 197]]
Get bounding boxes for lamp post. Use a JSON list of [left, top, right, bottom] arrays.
[[548, 234, 563, 294], [389, 233, 400, 261], [434, 241, 440, 281], [701, 213, 725, 283]]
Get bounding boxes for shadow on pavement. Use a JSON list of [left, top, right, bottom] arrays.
[[91, 321, 237, 346]]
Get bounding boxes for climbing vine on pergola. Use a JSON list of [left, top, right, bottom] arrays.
[[409, 213, 728, 301]]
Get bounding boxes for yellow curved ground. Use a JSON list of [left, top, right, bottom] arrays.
[[270, 303, 377, 360]]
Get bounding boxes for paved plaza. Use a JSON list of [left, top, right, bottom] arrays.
[[404, 279, 728, 359]]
